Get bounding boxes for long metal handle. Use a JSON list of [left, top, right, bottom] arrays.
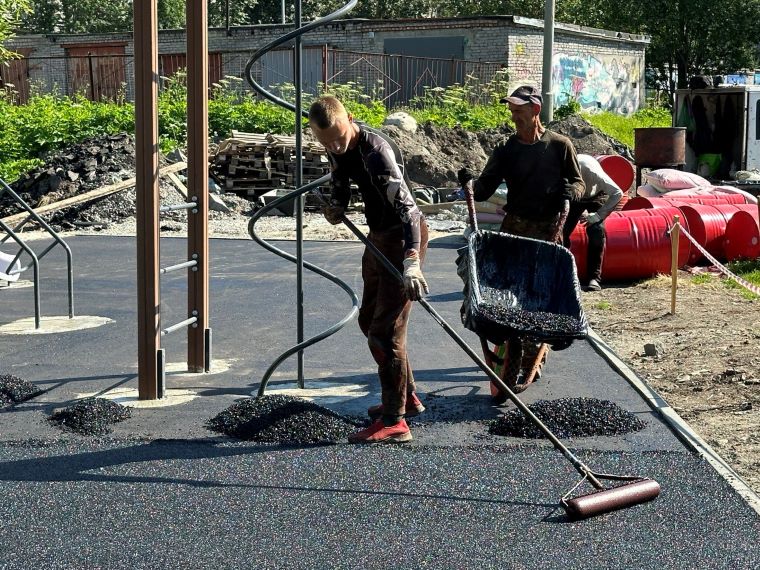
[[335, 211, 602, 487]]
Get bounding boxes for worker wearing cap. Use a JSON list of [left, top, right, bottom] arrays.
[[309, 95, 428, 444], [457, 85, 584, 241], [457, 85, 584, 395], [563, 154, 624, 292]]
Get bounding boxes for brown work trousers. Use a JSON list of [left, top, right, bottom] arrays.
[[500, 211, 564, 374], [358, 222, 429, 423]]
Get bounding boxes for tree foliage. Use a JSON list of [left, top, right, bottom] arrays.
[[1, 0, 31, 63], [158, 0, 185, 30], [13, 0, 760, 93], [559, 0, 760, 89]]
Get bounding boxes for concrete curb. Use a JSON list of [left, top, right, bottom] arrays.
[[586, 327, 760, 515]]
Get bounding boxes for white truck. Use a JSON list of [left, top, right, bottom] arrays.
[[673, 85, 760, 178]]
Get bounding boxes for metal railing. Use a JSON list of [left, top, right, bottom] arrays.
[[0, 178, 75, 329]]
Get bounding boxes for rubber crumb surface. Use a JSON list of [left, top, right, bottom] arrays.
[[0, 439, 757, 569]]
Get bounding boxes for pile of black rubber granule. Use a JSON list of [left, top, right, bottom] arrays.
[[0, 374, 44, 409], [206, 395, 362, 444], [489, 398, 646, 439], [49, 397, 132, 435]]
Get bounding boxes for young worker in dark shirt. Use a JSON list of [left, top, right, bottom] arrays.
[[309, 95, 429, 443], [457, 85, 584, 393]]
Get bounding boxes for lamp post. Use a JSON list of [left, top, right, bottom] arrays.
[[541, 0, 555, 124]]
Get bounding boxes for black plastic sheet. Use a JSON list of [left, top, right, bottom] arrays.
[[456, 231, 587, 349]]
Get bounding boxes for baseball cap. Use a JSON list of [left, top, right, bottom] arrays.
[[500, 85, 542, 106]]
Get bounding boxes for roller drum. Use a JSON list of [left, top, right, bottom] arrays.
[[562, 479, 661, 520]]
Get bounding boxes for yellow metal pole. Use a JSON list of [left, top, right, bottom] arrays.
[[670, 215, 680, 315]]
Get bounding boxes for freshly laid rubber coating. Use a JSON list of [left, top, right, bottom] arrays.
[[562, 478, 662, 520]]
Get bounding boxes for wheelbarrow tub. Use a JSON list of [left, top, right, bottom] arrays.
[[457, 231, 588, 347]]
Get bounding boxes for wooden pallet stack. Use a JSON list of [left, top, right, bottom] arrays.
[[210, 131, 330, 197]]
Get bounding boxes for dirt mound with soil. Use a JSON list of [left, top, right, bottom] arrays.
[[1, 133, 137, 219], [384, 115, 632, 189], [1, 115, 633, 229], [548, 114, 633, 161]]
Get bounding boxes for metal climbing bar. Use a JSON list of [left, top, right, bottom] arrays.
[[161, 315, 198, 336], [159, 202, 197, 213], [244, 0, 360, 393], [160, 259, 198, 274]]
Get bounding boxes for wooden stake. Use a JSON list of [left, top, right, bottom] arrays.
[[671, 215, 680, 315]]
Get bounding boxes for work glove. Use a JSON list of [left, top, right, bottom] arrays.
[[585, 212, 602, 226], [322, 202, 345, 225], [560, 178, 576, 201], [402, 252, 429, 301], [457, 167, 475, 187]]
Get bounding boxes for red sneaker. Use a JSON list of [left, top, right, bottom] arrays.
[[367, 392, 426, 419], [348, 419, 413, 444]]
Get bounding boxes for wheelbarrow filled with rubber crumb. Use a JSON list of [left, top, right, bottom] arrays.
[[455, 189, 588, 399]]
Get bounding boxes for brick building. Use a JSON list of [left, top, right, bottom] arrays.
[[5, 15, 649, 113]]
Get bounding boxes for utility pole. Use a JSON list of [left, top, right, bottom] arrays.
[[541, 0, 555, 124]]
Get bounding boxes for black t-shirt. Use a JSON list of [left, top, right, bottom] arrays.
[[328, 125, 423, 252]]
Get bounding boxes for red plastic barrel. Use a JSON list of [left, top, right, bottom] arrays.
[[723, 210, 760, 261], [595, 155, 635, 192], [567, 224, 588, 281], [677, 204, 756, 263]]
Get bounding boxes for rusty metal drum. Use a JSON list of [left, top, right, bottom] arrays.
[[634, 127, 686, 167]]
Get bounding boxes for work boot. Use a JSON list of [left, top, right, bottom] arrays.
[[585, 279, 601, 292], [367, 392, 426, 420], [348, 419, 412, 444]]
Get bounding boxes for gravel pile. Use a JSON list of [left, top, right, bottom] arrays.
[[489, 397, 646, 439], [49, 397, 132, 435], [0, 374, 43, 409], [206, 395, 362, 444]]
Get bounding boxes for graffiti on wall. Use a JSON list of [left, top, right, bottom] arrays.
[[551, 53, 641, 114]]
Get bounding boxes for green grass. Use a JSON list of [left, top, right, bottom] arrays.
[[725, 259, 760, 300], [0, 69, 672, 184], [593, 301, 613, 310], [582, 106, 672, 148], [690, 274, 714, 285]]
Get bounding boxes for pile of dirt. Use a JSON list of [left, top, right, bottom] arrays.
[[385, 115, 632, 189], [0, 374, 43, 409], [384, 122, 514, 188], [1, 133, 137, 220], [548, 114, 634, 161]]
